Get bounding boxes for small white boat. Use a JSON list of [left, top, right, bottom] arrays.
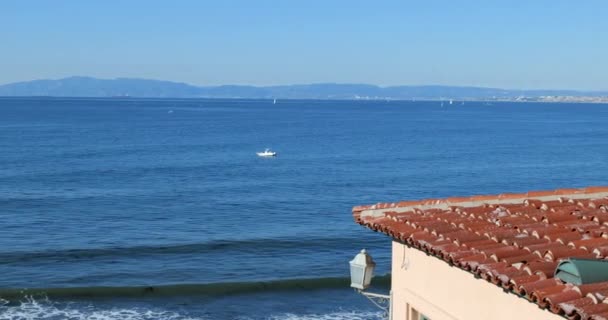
[[257, 148, 277, 157]]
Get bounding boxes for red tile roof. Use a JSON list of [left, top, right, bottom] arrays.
[[353, 186, 608, 320]]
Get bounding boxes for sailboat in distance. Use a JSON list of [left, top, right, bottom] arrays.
[[273, 98, 277, 104]]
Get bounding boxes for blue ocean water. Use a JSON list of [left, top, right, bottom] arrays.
[[1, 97, 608, 319]]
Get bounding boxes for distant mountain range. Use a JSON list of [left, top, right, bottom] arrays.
[[0, 76, 607, 100]]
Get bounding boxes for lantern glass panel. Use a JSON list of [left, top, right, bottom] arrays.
[[363, 264, 375, 288], [350, 264, 365, 289]]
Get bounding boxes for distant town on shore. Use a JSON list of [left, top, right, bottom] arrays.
[[0, 76, 607, 103]]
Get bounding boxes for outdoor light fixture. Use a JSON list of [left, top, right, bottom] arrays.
[[350, 249, 391, 320]]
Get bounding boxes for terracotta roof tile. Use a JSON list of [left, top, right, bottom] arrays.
[[512, 206, 544, 217], [487, 246, 522, 262], [491, 266, 525, 286], [523, 242, 566, 254], [469, 242, 505, 252], [575, 282, 608, 297], [558, 297, 595, 318], [485, 229, 522, 242], [396, 200, 420, 207], [590, 201, 608, 210], [469, 194, 500, 202], [446, 196, 472, 204], [577, 304, 608, 320], [522, 261, 559, 278], [588, 228, 608, 238], [532, 284, 572, 308], [542, 212, 581, 224], [554, 232, 585, 245], [587, 289, 608, 303], [424, 239, 453, 252], [500, 253, 541, 265], [569, 238, 608, 252], [518, 278, 562, 298], [458, 254, 491, 271], [563, 221, 604, 233], [456, 237, 496, 248], [591, 312, 608, 320], [461, 205, 498, 217], [593, 246, 608, 258], [442, 230, 483, 243], [585, 187, 608, 194], [525, 199, 544, 207], [556, 188, 586, 196], [478, 244, 514, 258], [353, 186, 608, 319], [443, 253, 469, 265], [495, 215, 529, 226], [544, 247, 590, 262], [589, 212, 608, 224], [540, 229, 571, 240], [507, 235, 549, 248], [510, 274, 546, 289], [498, 193, 526, 200]]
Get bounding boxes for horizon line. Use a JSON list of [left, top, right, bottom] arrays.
[[1, 76, 607, 93]]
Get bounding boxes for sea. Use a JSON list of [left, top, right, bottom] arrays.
[[1, 97, 608, 320]]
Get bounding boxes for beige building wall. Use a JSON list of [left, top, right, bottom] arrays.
[[390, 241, 561, 320]]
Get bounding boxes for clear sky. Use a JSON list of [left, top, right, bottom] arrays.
[[1, 0, 606, 90]]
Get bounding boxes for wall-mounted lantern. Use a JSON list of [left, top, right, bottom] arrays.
[[349, 249, 391, 320]]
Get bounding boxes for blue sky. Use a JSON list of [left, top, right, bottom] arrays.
[[1, 0, 606, 90]]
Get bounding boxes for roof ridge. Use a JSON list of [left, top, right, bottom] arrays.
[[353, 186, 608, 214]]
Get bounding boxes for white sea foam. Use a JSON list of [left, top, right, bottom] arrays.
[[0, 296, 202, 320], [0, 297, 382, 320], [266, 311, 383, 320]]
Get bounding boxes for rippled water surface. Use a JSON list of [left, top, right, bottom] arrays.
[[2, 98, 608, 319]]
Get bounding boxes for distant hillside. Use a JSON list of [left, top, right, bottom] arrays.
[[0, 77, 202, 98], [0, 76, 607, 100]]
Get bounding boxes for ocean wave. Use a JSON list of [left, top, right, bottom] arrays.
[[0, 236, 370, 264], [0, 275, 390, 301]]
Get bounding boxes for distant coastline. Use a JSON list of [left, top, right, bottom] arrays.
[[502, 95, 608, 104], [2, 96, 607, 105], [0, 76, 607, 103]]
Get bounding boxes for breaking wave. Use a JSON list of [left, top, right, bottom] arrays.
[[0, 275, 390, 301], [0, 296, 383, 320], [0, 296, 201, 320]]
